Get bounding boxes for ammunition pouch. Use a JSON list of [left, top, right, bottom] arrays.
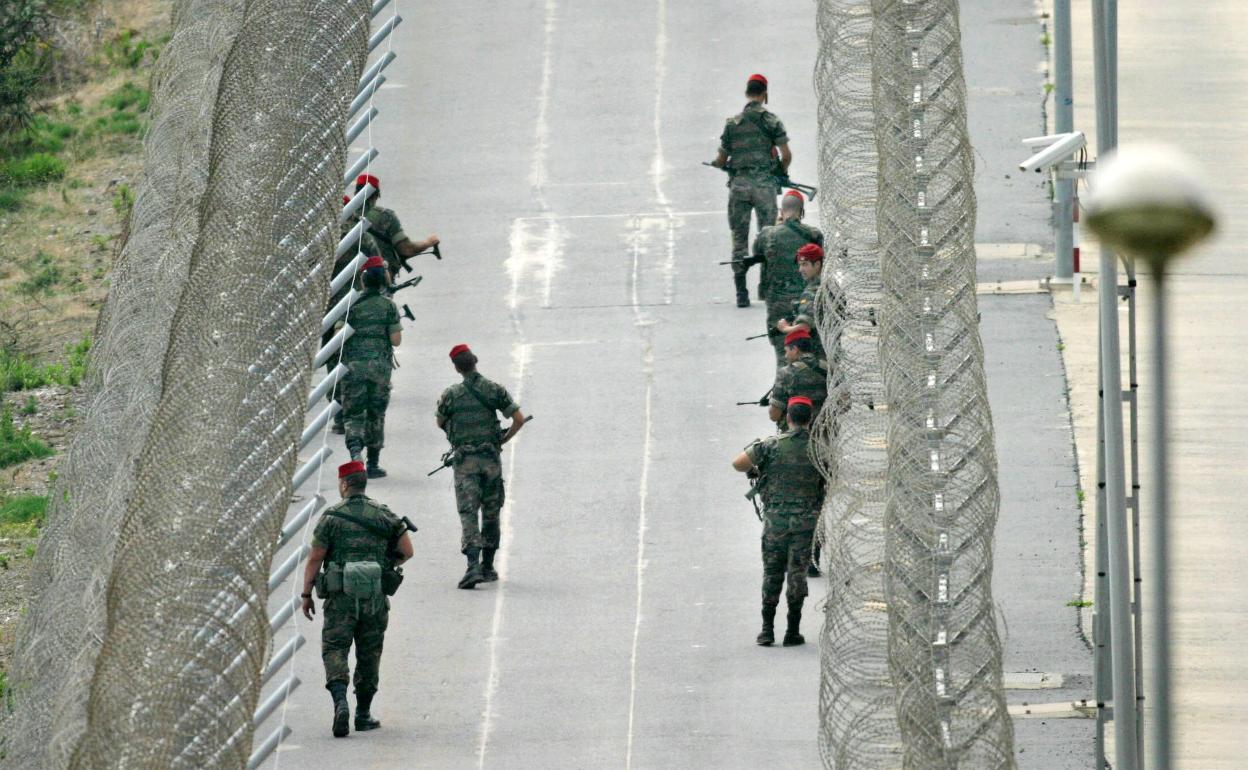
[[343, 561, 384, 602], [382, 564, 404, 596], [315, 562, 344, 598]]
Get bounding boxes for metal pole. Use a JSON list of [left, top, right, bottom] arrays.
[[1147, 267, 1174, 769], [1053, 0, 1075, 281], [1092, 1, 1138, 768], [1095, 366, 1111, 770]]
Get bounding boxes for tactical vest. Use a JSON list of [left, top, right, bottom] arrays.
[[763, 223, 819, 299], [761, 429, 823, 507], [364, 205, 399, 270], [324, 496, 393, 567], [789, 355, 828, 415], [725, 104, 776, 171], [445, 374, 501, 447], [342, 290, 394, 361]]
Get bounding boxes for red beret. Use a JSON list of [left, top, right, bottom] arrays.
[[356, 174, 380, 191], [342, 194, 351, 205], [748, 73, 768, 86], [449, 344, 471, 359], [796, 243, 825, 262], [361, 256, 385, 271], [788, 396, 813, 408], [338, 460, 366, 478], [784, 328, 811, 346], [784, 189, 804, 202]]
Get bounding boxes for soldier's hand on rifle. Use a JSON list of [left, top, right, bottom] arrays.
[[758, 394, 771, 408], [775, 318, 793, 334]]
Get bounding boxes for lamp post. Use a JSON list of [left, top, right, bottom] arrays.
[[1084, 143, 1216, 770]]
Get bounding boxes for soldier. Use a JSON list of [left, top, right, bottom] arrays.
[[339, 256, 401, 477], [301, 460, 414, 737], [732, 396, 824, 647], [777, 242, 830, 361], [435, 344, 527, 589], [751, 189, 823, 367], [769, 328, 827, 428], [355, 173, 440, 280], [329, 194, 384, 435], [710, 73, 791, 308]]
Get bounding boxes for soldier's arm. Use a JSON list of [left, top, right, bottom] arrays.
[[769, 372, 789, 423], [394, 531, 414, 565], [731, 450, 755, 473], [388, 302, 401, 346], [770, 115, 792, 171], [711, 148, 729, 168], [300, 545, 328, 619], [777, 142, 792, 171], [394, 233, 440, 257], [500, 407, 526, 446]]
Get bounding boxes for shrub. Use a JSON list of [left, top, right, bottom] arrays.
[[0, 494, 48, 525], [0, 336, 91, 392], [0, 152, 66, 186], [0, 405, 53, 468]]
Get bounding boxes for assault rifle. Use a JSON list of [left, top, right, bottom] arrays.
[[718, 255, 764, 269], [398, 243, 442, 274], [745, 327, 781, 341], [427, 415, 536, 475], [743, 468, 766, 521], [702, 161, 818, 201], [736, 386, 773, 408], [389, 274, 422, 323]]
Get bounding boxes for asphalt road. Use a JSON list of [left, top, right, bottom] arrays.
[[260, 2, 1089, 767]]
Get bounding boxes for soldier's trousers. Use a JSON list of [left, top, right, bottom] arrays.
[[728, 181, 778, 277], [321, 594, 389, 695], [453, 450, 505, 552], [342, 368, 391, 452], [761, 520, 816, 608]]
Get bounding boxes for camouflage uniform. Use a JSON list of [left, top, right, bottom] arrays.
[[325, 219, 382, 406], [364, 203, 409, 277], [720, 102, 788, 279], [752, 220, 823, 366], [792, 275, 827, 361], [746, 428, 823, 609], [340, 288, 400, 456], [770, 352, 828, 429], [435, 371, 519, 553], [312, 494, 406, 695]]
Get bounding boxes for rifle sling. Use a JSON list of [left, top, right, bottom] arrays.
[[461, 378, 495, 413], [326, 510, 395, 542], [783, 219, 820, 247]]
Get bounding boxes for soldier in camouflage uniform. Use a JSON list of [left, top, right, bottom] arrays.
[[355, 173, 440, 280], [710, 73, 791, 308], [751, 189, 823, 368], [732, 397, 824, 647], [777, 242, 835, 363], [338, 256, 402, 478], [328, 194, 384, 434], [435, 344, 527, 589], [301, 460, 413, 737], [769, 329, 828, 429]]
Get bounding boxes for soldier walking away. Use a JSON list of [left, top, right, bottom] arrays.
[[435, 344, 527, 589], [732, 397, 824, 646], [301, 460, 414, 737], [751, 190, 823, 367], [355, 173, 440, 280], [710, 73, 791, 308], [338, 256, 401, 477]]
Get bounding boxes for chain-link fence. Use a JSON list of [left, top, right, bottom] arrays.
[[813, 0, 1014, 766], [3, 0, 372, 766]]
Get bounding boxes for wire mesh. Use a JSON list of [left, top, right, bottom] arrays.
[[871, 0, 1015, 766], [1, 1, 246, 765], [811, 0, 904, 767], [3, 0, 371, 766]]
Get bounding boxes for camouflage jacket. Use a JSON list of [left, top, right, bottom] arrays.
[[341, 289, 399, 365], [720, 101, 788, 182], [329, 219, 383, 308], [364, 203, 408, 274], [753, 220, 823, 301], [313, 494, 406, 568], [770, 353, 828, 418], [436, 371, 519, 449], [745, 427, 823, 514]]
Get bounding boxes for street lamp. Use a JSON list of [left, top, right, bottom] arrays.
[[1084, 142, 1216, 770]]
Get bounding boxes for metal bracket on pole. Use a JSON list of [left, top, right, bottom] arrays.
[[306, 365, 347, 410], [339, 184, 375, 224], [367, 14, 402, 53], [347, 73, 387, 120], [279, 495, 325, 547], [314, 324, 354, 369], [343, 145, 379, 184]]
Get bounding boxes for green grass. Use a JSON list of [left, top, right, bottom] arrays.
[[0, 189, 24, 211], [100, 81, 150, 113], [1066, 599, 1093, 608], [0, 152, 66, 186], [17, 252, 63, 296], [19, 396, 37, 415], [0, 494, 47, 526], [112, 183, 134, 218], [0, 406, 52, 468], [0, 337, 92, 393]]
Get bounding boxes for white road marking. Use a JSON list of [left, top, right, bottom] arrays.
[[515, 210, 719, 223], [648, 0, 677, 305], [477, 342, 531, 769], [506, 218, 564, 310]]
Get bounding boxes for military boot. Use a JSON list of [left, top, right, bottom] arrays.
[[783, 602, 805, 647], [458, 547, 483, 589], [734, 273, 751, 308], [329, 682, 350, 738], [346, 439, 363, 463], [756, 605, 776, 646], [366, 447, 387, 478], [481, 548, 498, 582], [354, 691, 381, 732]]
